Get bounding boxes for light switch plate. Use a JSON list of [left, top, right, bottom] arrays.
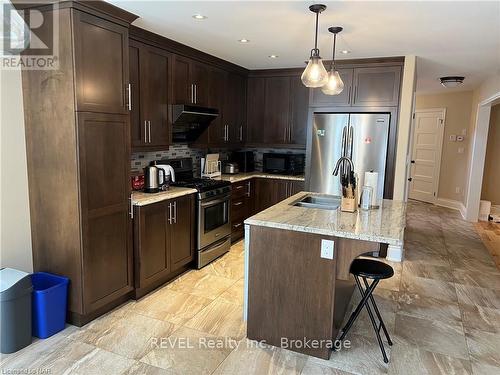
[[321, 239, 335, 259], [449, 135, 457, 142]]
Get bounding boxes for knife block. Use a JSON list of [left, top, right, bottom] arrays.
[[341, 196, 357, 212]]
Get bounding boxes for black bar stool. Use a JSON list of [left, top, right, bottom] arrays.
[[338, 258, 394, 363]]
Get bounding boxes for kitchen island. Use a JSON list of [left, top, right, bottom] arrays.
[[243, 192, 406, 359]]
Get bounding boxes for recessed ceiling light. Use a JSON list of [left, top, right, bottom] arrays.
[[269, 55, 279, 59], [192, 14, 207, 20], [341, 50, 351, 54], [238, 39, 250, 43]]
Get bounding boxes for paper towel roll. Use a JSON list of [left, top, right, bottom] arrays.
[[364, 171, 379, 207]]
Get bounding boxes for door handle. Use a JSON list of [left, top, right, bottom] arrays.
[[129, 196, 133, 219], [408, 177, 413, 182], [234, 201, 243, 206], [126, 83, 132, 111], [148, 121, 152, 143], [239, 125, 243, 142], [144, 121, 148, 143], [411, 160, 415, 164], [190, 84, 194, 103], [347, 86, 351, 105], [168, 203, 172, 224], [246, 181, 251, 197], [233, 223, 242, 228], [353, 86, 357, 104], [194, 84, 197, 104], [173, 201, 177, 223]]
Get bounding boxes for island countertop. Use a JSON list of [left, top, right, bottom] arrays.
[[244, 192, 406, 246]]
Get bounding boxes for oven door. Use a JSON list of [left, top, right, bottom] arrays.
[[198, 193, 231, 249]]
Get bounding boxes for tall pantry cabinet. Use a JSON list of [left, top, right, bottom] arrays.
[[20, 1, 138, 326]]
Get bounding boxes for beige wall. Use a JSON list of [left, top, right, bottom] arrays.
[[393, 55, 416, 201], [415, 91, 473, 203], [481, 104, 500, 205], [0, 69, 33, 273]]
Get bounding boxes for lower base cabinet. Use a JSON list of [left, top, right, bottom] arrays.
[[134, 194, 195, 298], [231, 179, 254, 242], [254, 178, 305, 212]]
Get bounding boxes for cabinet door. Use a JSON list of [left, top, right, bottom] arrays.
[[173, 55, 192, 104], [143, 45, 170, 147], [227, 73, 247, 144], [275, 180, 290, 202], [170, 195, 195, 270], [311, 68, 353, 107], [352, 66, 401, 107], [77, 113, 132, 313], [129, 43, 145, 147], [207, 67, 227, 145], [290, 180, 305, 195], [135, 202, 169, 287], [289, 75, 310, 146], [254, 178, 276, 212], [246, 77, 266, 144], [264, 77, 290, 144], [73, 11, 129, 114], [192, 61, 210, 106]]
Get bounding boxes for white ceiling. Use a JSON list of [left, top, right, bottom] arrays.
[[110, 1, 500, 93]]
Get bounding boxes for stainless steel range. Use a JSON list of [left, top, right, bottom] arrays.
[[162, 158, 231, 268]]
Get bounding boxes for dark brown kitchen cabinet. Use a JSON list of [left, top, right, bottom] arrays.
[[311, 68, 353, 107], [224, 73, 247, 145], [246, 73, 309, 147], [134, 194, 195, 298], [207, 67, 227, 145], [22, 3, 138, 327], [254, 178, 305, 213], [73, 11, 130, 114], [172, 55, 209, 106], [246, 76, 266, 143], [129, 40, 170, 149], [352, 66, 401, 107], [231, 179, 254, 241]]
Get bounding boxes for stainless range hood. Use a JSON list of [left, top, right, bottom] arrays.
[[172, 104, 219, 142]]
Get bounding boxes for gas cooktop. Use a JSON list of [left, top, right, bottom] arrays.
[[171, 178, 231, 192]]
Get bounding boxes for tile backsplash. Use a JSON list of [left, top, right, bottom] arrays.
[[131, 144, 306, 176]]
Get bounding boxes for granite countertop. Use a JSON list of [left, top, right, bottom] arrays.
[[218, 172, 305, 183], [244, 192, 407, 246], [132, 187, 197, 206]]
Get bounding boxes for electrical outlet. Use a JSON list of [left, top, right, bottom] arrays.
[[455, 187, 461, 194], [321, 239, 335, 260]]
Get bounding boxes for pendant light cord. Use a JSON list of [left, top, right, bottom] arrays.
[[331, 33, 337, 70]]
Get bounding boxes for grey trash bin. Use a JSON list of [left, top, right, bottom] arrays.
[[0, 268, 33, 354]]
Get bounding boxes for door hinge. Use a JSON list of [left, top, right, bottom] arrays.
[[439, 119, 444, 124], [433, 192, 436, 196]]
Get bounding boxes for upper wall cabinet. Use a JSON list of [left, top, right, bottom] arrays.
[[352, 66, 402, 107], [172, 55, 210, 106], [226, 73, 247, 145], [310, 65, 402, 108], [246, 73, 310, 147], [129, 40, 171, 150], [73, 11, 129, 114]]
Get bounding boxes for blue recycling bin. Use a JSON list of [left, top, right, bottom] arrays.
[[31, 272, 69, 339]]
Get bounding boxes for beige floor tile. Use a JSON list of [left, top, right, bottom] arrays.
[[167, 271, 236, 299], [465, 328, 500, 368], [132, 288, 213, 325], [125, 361, 172, 375], [455, 284, 500, 309], [213, 338, 307, 374], [199, 252, 245, 280], [71, 312, 178, 360], [470, 360, 500, 375], [387, 338, 472, 375], [402, 262, 454, 282], [460, 304, 500, 333], [139, 327, 233, 374], [401, 274, 458, 303], [301, 360, 355, 375], [309, 334, 391, 375], [218, 278, 245, 305], [394, 314, 468, 360], [449, 256, 498, 275], [184, 299, 246, 340], [396, 294, 462, 325], [453, 269, 500, 290], [62, 345, 137, 374]]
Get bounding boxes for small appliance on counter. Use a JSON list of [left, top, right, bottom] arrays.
[[222, 161, 239, 175], [263, 153, 305, 175], [152, 162, 175, 191], [143, 165, 165, 193], [131, 174, 145, 191], [231, 151, 255, 172], [201, 153, 221, 178]]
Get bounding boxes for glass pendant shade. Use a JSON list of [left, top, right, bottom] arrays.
[[301, 55, 329, 88], [321, 69, 344, 95]]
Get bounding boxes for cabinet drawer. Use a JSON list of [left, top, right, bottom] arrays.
[[231, 217, 245, 241], [231, 197, 248, 220]]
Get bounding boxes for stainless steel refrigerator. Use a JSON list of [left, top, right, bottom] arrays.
[[306, 113, 390, 200]]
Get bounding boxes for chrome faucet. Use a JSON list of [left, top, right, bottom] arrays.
[[333, 156, 354, 176]]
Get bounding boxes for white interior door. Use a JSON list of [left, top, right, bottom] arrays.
[[409, 109, 446, 203]]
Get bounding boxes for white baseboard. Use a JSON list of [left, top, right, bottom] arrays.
[[435, 198, 466, 219]]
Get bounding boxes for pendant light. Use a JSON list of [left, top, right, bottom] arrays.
[[301, 4, 328, 88], [321, 26, 345, 95]]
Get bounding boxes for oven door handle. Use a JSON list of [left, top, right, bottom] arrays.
[[200, 196, 230, 208]]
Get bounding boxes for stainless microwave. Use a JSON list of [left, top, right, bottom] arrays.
[[262, 153, 305, 175]]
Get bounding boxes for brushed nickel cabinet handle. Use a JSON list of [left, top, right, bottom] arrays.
[[144, 121, 147, 143], [233, 223, 242, 228], [148, 121, 152, 143], [173, 201, 177, 223], [234, 201, 243, 206], [126, 83, 132, 111], [129, 196, 133, 219], [168, 203, 172, 224], [239, 125, 243, 142]]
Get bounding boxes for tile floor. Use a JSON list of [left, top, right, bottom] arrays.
[[2, 200, 500, 374]]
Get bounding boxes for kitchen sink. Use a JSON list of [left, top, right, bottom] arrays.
[[292, 194, 341, 210]]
